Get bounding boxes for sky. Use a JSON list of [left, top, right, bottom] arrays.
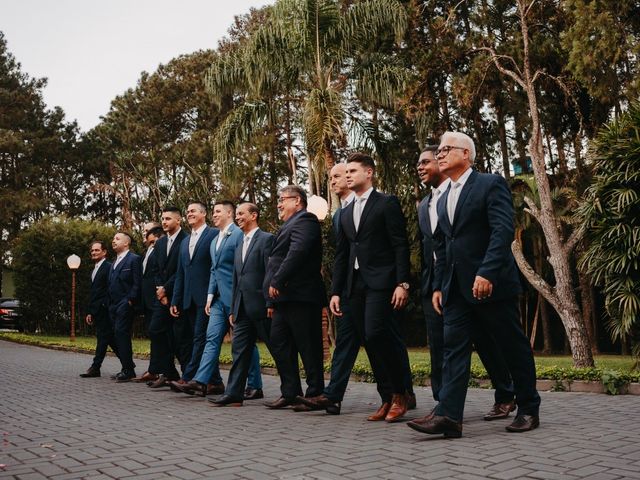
[[1, 0, 274, 132]]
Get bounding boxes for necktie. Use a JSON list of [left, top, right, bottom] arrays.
[[189, 232, 198, 259], [242, 235, 251, 263], [353, 196, 365, 232], [447, 182, 461, 224]]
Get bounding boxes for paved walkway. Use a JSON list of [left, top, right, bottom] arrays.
[[1, 340, 639, 480]]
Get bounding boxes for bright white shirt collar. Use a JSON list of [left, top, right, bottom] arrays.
[[168, 228, 181, 242], [244, 226, 259, 240], [116, 250, 129, 261], [355, 186, 374, 202], [341, 192, 355, 208], [434, 178, 451, 196], [191, 223, 207, 237], [94, 258, 106, 270], [453, 167, 473, 188]]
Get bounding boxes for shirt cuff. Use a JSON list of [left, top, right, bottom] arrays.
[[207, 294, 214, 303]]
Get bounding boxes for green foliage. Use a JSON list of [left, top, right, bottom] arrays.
[[578, 101, 640, 352], [12, 217, 117, 334]]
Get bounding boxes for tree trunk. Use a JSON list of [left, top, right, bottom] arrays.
[[496, 104, 511, 179], [540, 295, 552, 354], [578, 269, 599, 355], [556, 135, 568, 175]]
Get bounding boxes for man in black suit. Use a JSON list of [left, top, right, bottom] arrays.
[[210, 202, 275, 406], [170, 202, 218, 388], [330, 153, 413, 423], [147, 207, 188, 388], [407, 145, 515, 431], [108, 231, 142, 382], [409, 131, 540, 438], [263, 185, 326, 409], [80, 241, 118, 378], [134, 226, 165, 383]]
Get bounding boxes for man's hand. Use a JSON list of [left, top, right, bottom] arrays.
[[156, 286, 166, 300], [170, 305, 180, 318], [268, 286, 280, 299], [267, 307, 274, 318], [329, 295, 342, 317], [160, 296, 169, 306], [85, 314, 93, 325], [205, 298, 212, 316], [432, 290, 443, 315], [391, 286, 409, 310], [472, 275, 493, 300]]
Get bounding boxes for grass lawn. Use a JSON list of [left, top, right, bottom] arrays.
[[1, 332, 637, 382]]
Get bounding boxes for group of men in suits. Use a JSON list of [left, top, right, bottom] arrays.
[[80, 130, 540, 438]]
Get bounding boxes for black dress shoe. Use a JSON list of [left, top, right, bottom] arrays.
[[506, 415, 539, 432], [264, 396, 297, 409], [80, 367, 100, 378], [115, 370, 136, 383], [407, 392, 417, 410], [208, 395, 243, 407], [147, 374, 174, 388], [325, 401, 341, 415], [244, 388, 264, 400], [406, 415, 462, 438], [110, 371, 123, 380], [297, 394, 341, 414]]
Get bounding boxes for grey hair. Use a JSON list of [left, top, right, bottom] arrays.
[[441, 131, 476, 162], [279, 185, 307, 208]]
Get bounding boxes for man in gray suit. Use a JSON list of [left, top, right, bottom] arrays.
[[210, 202, 275, 406]]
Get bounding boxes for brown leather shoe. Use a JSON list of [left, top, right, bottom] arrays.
[[148, 374, 171, 389], [484, 401, 516, 421], [132, 371, 159, 383], [367, 402, 391, 421], [385, 394, 408, 423], [264, 396, 297, 409], [406, 392, 417, 410], [407, 415, 462, 438], [169, 379, 188, 392], [206, 383, 225, 396], [506, 415, 539, 432], [80, 367, 100, 378], [406, 408, 437, 430]]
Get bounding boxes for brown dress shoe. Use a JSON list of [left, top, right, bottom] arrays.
[[169, 379, 188, 392], [133, 371, 159, 383], [264, 396, 297, 409], [484, 401, 516, 420], [80, 367, 100, 378], [367, 402, 391, 421], [407, 415, 462, 438], [406, 408, 437, 430], [206, 383, 225, 396], [506, 415, 539, 432], [148, 375, 171, 389], [385, 394, 408, 422]]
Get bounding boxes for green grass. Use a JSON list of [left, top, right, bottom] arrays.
[[1, 332, 637, 383]]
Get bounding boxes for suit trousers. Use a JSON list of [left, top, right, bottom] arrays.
[[348, 272, 411, 396], [180, 305, 209, 381], [422, 296, 443, 401], [435, 284, 540, 421], [193, 298, 262, 387], [225, 304, 271, 399], [148, 303, 180, 378], [91, 308, 119, 369], [270, 301, 324, 399], [109, 299, 136, 372]]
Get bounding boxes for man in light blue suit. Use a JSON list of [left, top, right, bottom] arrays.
[[174, 201, 261, 396], [169, 202, 218, 388]]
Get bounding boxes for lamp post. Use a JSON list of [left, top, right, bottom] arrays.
[[66, 254, 81, 342]]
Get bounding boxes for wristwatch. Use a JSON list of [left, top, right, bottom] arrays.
[[398, 282, 410, 291]]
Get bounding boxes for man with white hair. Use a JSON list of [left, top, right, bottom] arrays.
[[408, 131, 540, 438]]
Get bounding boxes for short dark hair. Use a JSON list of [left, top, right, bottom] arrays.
[[421, 144, 438, 154], [187, 201, 207, 213], [214, 200, 236, 214], [346, 152, 376, 171], [146, 226, 165, 239], [90, 240, 108, 251], [116, 231, 133, 245], [279, 185, 307, 208], [240, 202, 260, 220], [162, 206, 182, 215]]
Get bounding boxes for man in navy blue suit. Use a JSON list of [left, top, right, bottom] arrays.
[[170, 202, 218, 389], [108, 232, 142, 382], [408, 131, 540, 438], [407, 145, 515, 432], [80, 240, 118, 378]]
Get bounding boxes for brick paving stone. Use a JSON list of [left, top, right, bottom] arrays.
[[2, 340, 640, 480]]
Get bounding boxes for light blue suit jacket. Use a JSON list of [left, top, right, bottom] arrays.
[[207, 223, 243, 308]]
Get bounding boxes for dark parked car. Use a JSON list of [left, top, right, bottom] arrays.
[[0, 298, 23, 332]]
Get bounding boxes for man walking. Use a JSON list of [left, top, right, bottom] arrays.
[[410, 131, 540, 438], [210, 202, 275, 406], [108, 232, 142, 382], [80, 241, 118, 378]]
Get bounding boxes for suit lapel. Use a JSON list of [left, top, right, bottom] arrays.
[[241, 229, 260, 273], [113, 252, 129, 275], [438, 187, 452, 235], [356, 190, 380, 236], [190, 226, 209, 263], [452, 170, 477, 230], [341, 202, 357, 239]]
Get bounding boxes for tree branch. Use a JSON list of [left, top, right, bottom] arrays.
[[512, 236, 557, 304], [564, 227, 585, 256], [474, 47, 526, 89]]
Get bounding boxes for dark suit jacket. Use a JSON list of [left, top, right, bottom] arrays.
[[331, 190, 410, 297], [231, 229, 275, 320], [88, 260, 111, 317], [141, 247, 160, 311], [171, 226, 218, 310], [432, 170, 522, 305], [417, 193, 436, 299], [108, 251, 142, 306], [154, 229, 188, 302], [263, 210, 326, 305]]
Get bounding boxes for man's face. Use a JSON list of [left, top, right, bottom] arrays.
[[112, 233, 129, 253], [186, 203, 206, 229], [89, 243, 107, 262], [146, 234, 159, 248], [236, 204, 257, 233], [345, 161, 372, 192], [277, 193, 301, 222], [212, 204, 233, 228], [417, 150, 441, 187], [161, 212, 181, 234], [437, 135, 469, 176], [329, 164, 348, 197]]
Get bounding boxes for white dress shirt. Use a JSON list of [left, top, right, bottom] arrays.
[[447, 167, 473, 224], [166, 228, 182, 255], [429, 178, 451, 234], [353, 186, 373, 269], [142, 246, 154, 274], [188, 224, 207, 259], [91, 258, 106, 282], [112, 250, 129, 270], [215, 224, 231, 250], [242, 227, 260, 263]]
